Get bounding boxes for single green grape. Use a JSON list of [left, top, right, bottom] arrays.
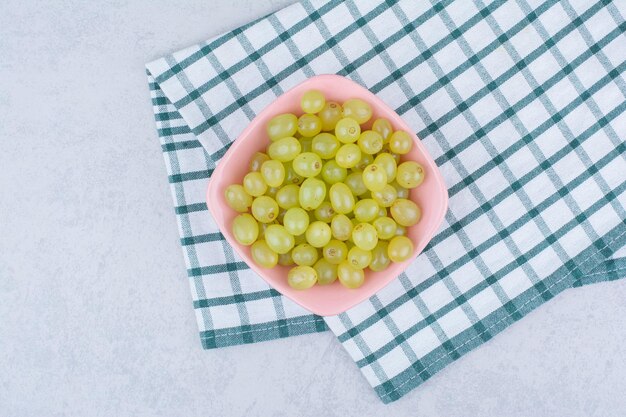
[[372, 118, 393, 143], [318, 101, 343, 131], [264, 224, 295, 254], [278, 251, 295, 266], [369, 241, 391, 272], [260, 160, 285, 188], [312, 133, 340, 159], [353, 199, 380, 223], [352, 223, 378, 251], [390, 199, 421, 226], [243, 171, 267, 197], [335, 143, 362, 169], [395, 225, 407, 236], [283, 162, 304, 185], [371, 184, 398, 207], [391, 180, 409, 199], [299, 177, 326, 210], [258, 221, 274, 239], [314, 258, 338, 285], [355, 152, 374, 172], [373, 216, 397, 239], [224, 184, 252, 212], [300, 137, 313, 153], [321, 160, 347, 185], [347, 246, 372, 269], [357, 130, 384, 155], [387, 236, 414, 262], [301, 89, 325, 114], [345, 170, 368, 196], [377, 206, 387, 218], [268, 136, 301, 162], [267, 113, 298, 141], [265, 186, 279, 198], [276, 184, 300, 209], [232, 213, 259, 246], [283, 207, 309, 236], [288, 265, 318, 290], [251, 195, 279, 223], [251, 240, 278, 268], [305, 221, 332, 248], [329, 183, 355, 214], [396, 161, 425, 188], [291, 243, 319, 266], [337, 261, 365, 289], [388, 130, 413, 154], [323, 239, 348, 265], [362, 164, 388, 192], [249, 152, 270, 172], [298, 113, 322, 138], [335, 118, 361, 144], [342, 98, 372, 124], [293, 152, 323, 178], [314, 201, 335, 223], [330, 214, 353, 241], [374, 153, 397, 182]]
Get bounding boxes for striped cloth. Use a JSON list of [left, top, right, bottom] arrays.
[[147, 0, 626, 403]]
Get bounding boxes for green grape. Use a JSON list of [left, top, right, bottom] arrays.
[[258, 221, 276, 239], [396, 161, 425, 188], [267, 113, 298, 141], [380, 145, 401, 163], [322, 239, 348, 265], [251, 240, 278, 268], [301, 89, 325, 114], [264, 224, 295, 254], [288, 265, 318, 290], [390, 199, 421, 226], [260, 160, 285, 188], [377, 206, 387, 218], [373, 216, 397, 239], [278, 251, 295, 266], [355, 152, 374, 171], [300, 137, 313, 153], [391, 180, 409, 199], [353, 199, 379, 223], [362, 164, 388, 192], [350, 217, 360, 228], [276, 184, 300, 209], [388, 130, 413, 154], [243, 171, 267, 197], [314, 258, 338, 285], [387, 236, 414, 262], [335, 118, 361, 143], [283, 207, 309, 236], [374, 153, 397, 182], [265, 186, 279, 198], [294, 233, 307, 245], [357, 130, 384, 155], [292, 243, 319, 266], [345, 170, 368, 196], [342, 98, 372, 124], [298, 113, 323, 138], [249, 152, 270, 172], [224, 184, 253, 212], [268, 136, 301, 162], [299, 177, 326, 210], [232, 213, 259, 246], [312, 133, 340, 159], [372, 118, 393, 143], [337, 261, 365, 289], [251, 196, 279, 223], [305, 221, 332, 248], [352, 223, 378, 251], [329, 183, 355, 214], [335, 144, 362, 169], [293, 152, 323, 177], [321, 160, 348, 185], [347, 246, 372, 269], [330, 214, 353, 241], [283, 162, 304, 185], [318, 101, 343, 131], [395, 225, 407, 236], [314, 201, 335, 223], [371, 184, 397, 208], [369, 241, 390, 271], [277, 208, 287, 223]]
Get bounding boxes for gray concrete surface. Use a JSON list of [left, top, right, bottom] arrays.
[[1, 1, 625, 416]]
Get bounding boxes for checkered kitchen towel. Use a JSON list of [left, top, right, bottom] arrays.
[[147, 0, 626, 403]]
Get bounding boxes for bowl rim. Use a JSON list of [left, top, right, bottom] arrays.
[[206, 74, 448, 316]]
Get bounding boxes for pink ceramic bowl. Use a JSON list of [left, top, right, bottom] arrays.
[[206, 74, 448, 316]]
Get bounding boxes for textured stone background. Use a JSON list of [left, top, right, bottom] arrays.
[[1, 1, 625, 415]]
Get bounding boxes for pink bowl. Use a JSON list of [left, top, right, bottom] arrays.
[[206, 74, 448, 316]]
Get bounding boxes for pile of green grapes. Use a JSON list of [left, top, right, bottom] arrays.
[[224, 90, 425, 290]]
